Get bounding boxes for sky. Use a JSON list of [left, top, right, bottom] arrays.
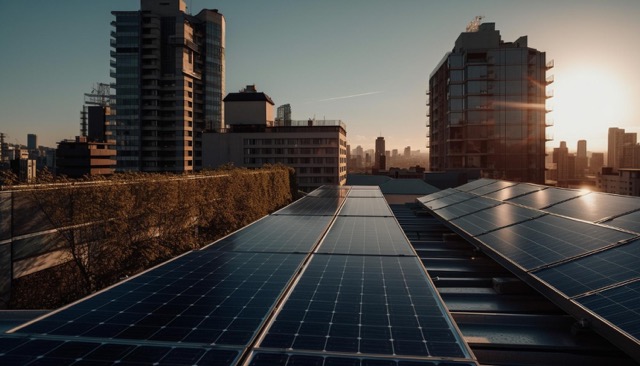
[[1, 0, 639, 153]]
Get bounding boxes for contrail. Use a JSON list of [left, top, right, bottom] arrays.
[[311, 91, 383, 103]]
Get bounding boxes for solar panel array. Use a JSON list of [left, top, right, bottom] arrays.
[[417, 179, 640, 361], [1, 185, 477, 366]]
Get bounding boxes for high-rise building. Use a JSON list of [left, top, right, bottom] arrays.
[[375, 136, 385, 170], [590, 152, 605, 175], [576, 140, 588, 178], [27, 134, 37, 150], [404, 146, 411, 157], [428, 22, 551, 183], [552, 141, 569, 184], [276, 104, 292, 126], [607, 127, 638, 170], [110, 0, 225, 172]]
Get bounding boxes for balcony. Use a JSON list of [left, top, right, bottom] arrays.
[[545, 119, 554, 127], [546, 75, 554, 85], [546, 59, 554, 70], [546, 89, 554, 99]]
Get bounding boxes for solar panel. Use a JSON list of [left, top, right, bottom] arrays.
[[274, 196, 345, 216], [433, 196, 500, 221], [316, 217, 415, 256], [450, 204, 544, 237], [544, 192, 640, 223], [422, 192, 476, 211], [205, 215, 333, 253], [339, 197, 393, 217], [484, 183, 546, 201], [507, 188, 587, 210], [466, 180, 518, 196], [454, 178, 497, 192], [258, 255, 471, 360], [12, 251, 305, 348], [348, 189, 385, 198], [0, 336, 240, 365], [603, 210, 640, 234], [248, 351, 477, 365], [534, 239, 640, 298], [307, 186, 351, 198], [476, 215, 635, 270], [416, 188, 458, 205], [577, 279, 640, 340]]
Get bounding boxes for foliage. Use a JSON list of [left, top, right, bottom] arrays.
[[9, 166, 295, 309]]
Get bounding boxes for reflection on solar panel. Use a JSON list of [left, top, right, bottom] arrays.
[[416, 188, 458, 205], [534, 239, 640, 298], [317, 217, 415, 256], [454, 178, 497, 192], [348, 188, 385, 198], [339, 197, 393, 216], [259, 255, 470, 359], [603, 210, 640, 234], [484, 183, 546, 201], [477, 215, 634, 270], [249, 352, 477, 365], [13, 251, 305, 347], [434, 196, 500, 221], [206, 215, 333, 253], [0, 336, 240, 365], [422, 192, 476, 211], [506, 187, 587, 210], [544, 192, 640, 223], [577, 280, 640, 340], [450, 204, 544, 237], [466, 180, 517, 196], [2, 185, 477, 365], [274, 197, 345, 216]]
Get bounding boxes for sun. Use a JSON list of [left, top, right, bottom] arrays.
[[551, 66, 630, 150]]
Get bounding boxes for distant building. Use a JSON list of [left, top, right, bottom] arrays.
[[608, 127, 638, 171], [552, 141, 569, 185], [576, 140, 588, 178], [598, 168, 640, 196], [27, 134, 37, 150], [590, 152, 604, 175], [428, 22, 550, 183], [375, 137, 385, 171], [404, 146, 411, 157], [203, 86, 347, 192], [111, 0, 225, 172], [56, 136, 117, 178], [276, 104, 292, 126], [10, 148, 36, 183]]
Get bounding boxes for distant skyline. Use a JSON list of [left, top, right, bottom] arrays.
[[1, 0, 639, 152]]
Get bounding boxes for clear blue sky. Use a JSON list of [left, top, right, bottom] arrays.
[[1, 0, 639, 153]]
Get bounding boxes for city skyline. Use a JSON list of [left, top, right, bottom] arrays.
[[1, 0, 640, 152]]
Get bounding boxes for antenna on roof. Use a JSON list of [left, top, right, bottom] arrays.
[[466, 16, 484, 32]]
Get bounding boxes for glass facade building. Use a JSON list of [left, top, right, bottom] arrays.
[[428, 23, 552, 184], [110, 0, 225, 172]]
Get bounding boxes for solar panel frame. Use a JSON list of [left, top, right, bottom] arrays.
[[422, 192, 477, 211], [603, 210, 640, 234], [484, 183, 546, 201], [466, 180, 518, 196], [433, 196, 500, 221], [507, 188, 587, 210], [416, 188, 458, 205], [454, 178, 498, 192]]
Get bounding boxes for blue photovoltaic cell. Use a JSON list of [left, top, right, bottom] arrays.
[[534, 239, 640, 298], [317, 216, 415, 256], [577, 280, 640, 339], [484, 183, 546, 201], [434, 196, 500, 221], [454, 179, 497, 192], [248, 352, 477, 365], [0, 336, 240, 365], [507, 188, 587, 210], [423, 192, 476, 211], [467, 180, 517, 196], [13, 251, 305, 347], [274, 196, 345, 216], [259, 255, 470, 359], [476, 215, 635, 270], [205, 215, 332, 253], [544, 192, 640, 223], [604, 210, 640, 234], [450, 204, 544, 237], [339, 197, 393, 217], [416, 188, 458, 205]]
